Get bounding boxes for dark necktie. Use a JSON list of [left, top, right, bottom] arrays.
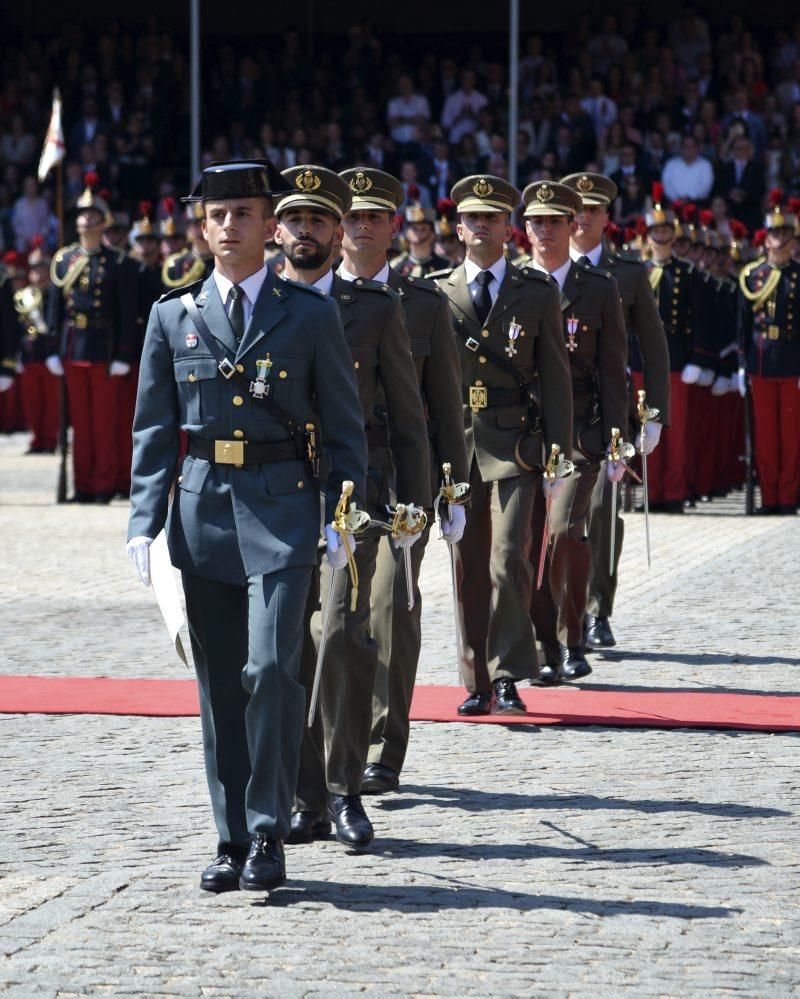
[[229, 284, 244, 341], [576, 255, 591, 268], [474, 270, 493, 324]]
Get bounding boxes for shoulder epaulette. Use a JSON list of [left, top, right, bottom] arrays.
[[351, 277, 393, 295], [50, 244, 80, 288], [583, 263, 614, 281], [158, 278, 204, 303], [403, 274, 444, 295], [520, 265, 555, 285], [427, 267, 454, 281]]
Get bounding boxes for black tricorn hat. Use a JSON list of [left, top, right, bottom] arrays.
[[182, 159, 293, 203]]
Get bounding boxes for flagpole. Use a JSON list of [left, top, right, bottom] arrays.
[[56, 160, 64, 247]]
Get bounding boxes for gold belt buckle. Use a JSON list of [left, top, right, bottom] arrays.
[[469, 385, 488, 412], [768, 325, 780, 340], [73, 313, 88, 329], [214, 440, 245, 467]]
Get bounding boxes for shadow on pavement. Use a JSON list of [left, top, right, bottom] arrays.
[[578, 681, 800, 697], [595, 650, 800, 667]]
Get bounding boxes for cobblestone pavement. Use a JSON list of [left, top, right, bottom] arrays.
[[1, 434, 798, 997]]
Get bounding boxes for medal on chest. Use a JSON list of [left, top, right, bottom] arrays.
[[505, 317, 522, 357], [566, 314, 579, 352], [250, 355, 272, 399], [185, 332, 198, 349]]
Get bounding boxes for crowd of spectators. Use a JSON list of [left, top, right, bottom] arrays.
[[2, 6, 800, 255]]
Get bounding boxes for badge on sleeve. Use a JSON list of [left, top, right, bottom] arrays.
[[185, 332, 198, 349]]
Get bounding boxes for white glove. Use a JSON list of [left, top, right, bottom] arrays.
[[735, 369, 747, 398], [0, 375, 13, 393], [325, 524, 355, 571], [711, 375, 731, 397], [637, 421, 662, 455], [393, 530, 422, 550], [681, 363, 702, 385], [697, 368, 715, 388], [109, 360, 131, 377], [126, 536, 153, 587], [45, 355, 64, 377], [606, 460, 627, 483], [542, 476, 568, 499], [440, 503, 466, 544]]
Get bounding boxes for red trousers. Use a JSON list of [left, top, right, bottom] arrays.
[[636, 371, 688, 504], [0, 378, 26, 432], [64, 362, 121, 497], [21, 363, 61, 451], [115, 364, 139, 495], [750, 376, 800, 507], [686, 384, 716, 498]]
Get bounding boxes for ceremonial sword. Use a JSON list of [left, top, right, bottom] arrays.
[[308, 481, 370, 727], [536, 444, 575, 590], [637, 389, 660, 570], [608, 427, 638, 576], [436, 462, 471, 682]]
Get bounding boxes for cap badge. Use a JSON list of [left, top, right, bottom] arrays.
[[295, 169, 321, 193], [537, 184, 555, 203], [473, 177, 494, 197], [577, 175, 594, 193], [407, 205, 425, 223], [349, 172, 373, 193]]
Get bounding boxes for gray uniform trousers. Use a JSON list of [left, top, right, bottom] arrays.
[[367, 524, 431, 773], [456, 455, 540, 694], [183, 565, 312, 849], [295, 532, 382, 812], [586, 460, 624, 619]]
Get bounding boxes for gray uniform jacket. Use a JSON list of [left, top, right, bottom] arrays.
[[127, 270, 368, 586]]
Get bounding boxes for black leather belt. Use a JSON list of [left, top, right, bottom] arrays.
[[188, 437, 300, 466], [461, 385, 527, 408]]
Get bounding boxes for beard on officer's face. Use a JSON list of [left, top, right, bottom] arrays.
[[285, 236, 335, 270]]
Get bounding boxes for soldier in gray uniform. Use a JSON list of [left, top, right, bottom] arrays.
[[333, 167, 468, 795], [435, 175, 573, 716], [126, 161, 368, 894], [273, 165, 430, 851]]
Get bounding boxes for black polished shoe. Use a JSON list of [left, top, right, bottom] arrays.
[[664, 500, 685, 514], [585, 614, 616, 648], [94, 492, 113, 505], [780, 505, 798, 516], [755, 505, 780, 515], [491, 678, 527, 715], [200, 847, 247, 893], [328, 794, 374, 851], [239, 834, 286, 891], [560, 644, 593, 681], [286, 810, 331, 844], [457, 690, 493, 716], [536, 662, 563, 686], [362, 763, 400, 795], [69, 491, 94, 504]]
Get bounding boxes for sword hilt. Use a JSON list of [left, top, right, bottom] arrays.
[[609, 427, 622, 463], [544, 443, 561, 480], [333, 481, 360, 612]]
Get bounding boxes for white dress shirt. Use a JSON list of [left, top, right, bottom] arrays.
[[338, 262, 391, 284], [213, 265, 268, 329], [661, 155, 714, 202], [464, 256, 506, 309], [570, 243, 603, 267], [312, 269, 334, 296], [530, 257, 571, 292]]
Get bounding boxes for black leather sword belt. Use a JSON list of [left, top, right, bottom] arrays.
[[188, 437, 300, 466], [461, 385, 527, 408]]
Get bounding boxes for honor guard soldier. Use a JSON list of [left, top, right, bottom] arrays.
[[637, 186, 707, 512], [102, 209, 131, 252], [126, 160, 368, 894], [0, 253, 22, 423], [13, 239, 61, 453], [273, 165, 430, 850], [47, 172, 139, 503], [161, 202, 215, 291], [737, 191, 800, 514], [158, 197, 185, 260], [560, 172, 670, 650], [335, 167, 468, 795], [523, 181, 628, 681], [391, 199, 451, 278], [434, 198, 465, 268], [435, 175, 573, 715]]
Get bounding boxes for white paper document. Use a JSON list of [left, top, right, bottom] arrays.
[[149, 532, 188, 666]]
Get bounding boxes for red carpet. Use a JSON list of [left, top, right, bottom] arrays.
[[0, 676, 798, 731]]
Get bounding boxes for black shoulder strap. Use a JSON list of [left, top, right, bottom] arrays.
[[452, 323, 531, 392], [180, 291, 311, 453]]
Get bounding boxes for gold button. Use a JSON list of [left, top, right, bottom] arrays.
[[297, 480, 305, 489], [482, 329, 490, 338], [235, 364, 244, 373], [478, 356, 487, 364], [354, 361, 360, 370], [279, 370, 287, 379], [188, 374, 196, 383], [475, 379, 483, 387], [233, 429, 244, 439], [232, 395, 243, 406]]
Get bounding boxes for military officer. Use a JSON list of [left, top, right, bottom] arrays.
[[638, 186, 707, 513], [560, 172, 670, 650], [47, 173, 139, 503], [737, 192, 800, 514], [524, 181, 628, 682], [273, 166, 430, 850], [332, 167, 468, 795], [13, 240, 61, 453], [435, 175, 573, 715], [161, 202, 214, 291], [392, 201, 451, 278], [126, 160, 368, 894], [434, 198, 465, 268]]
